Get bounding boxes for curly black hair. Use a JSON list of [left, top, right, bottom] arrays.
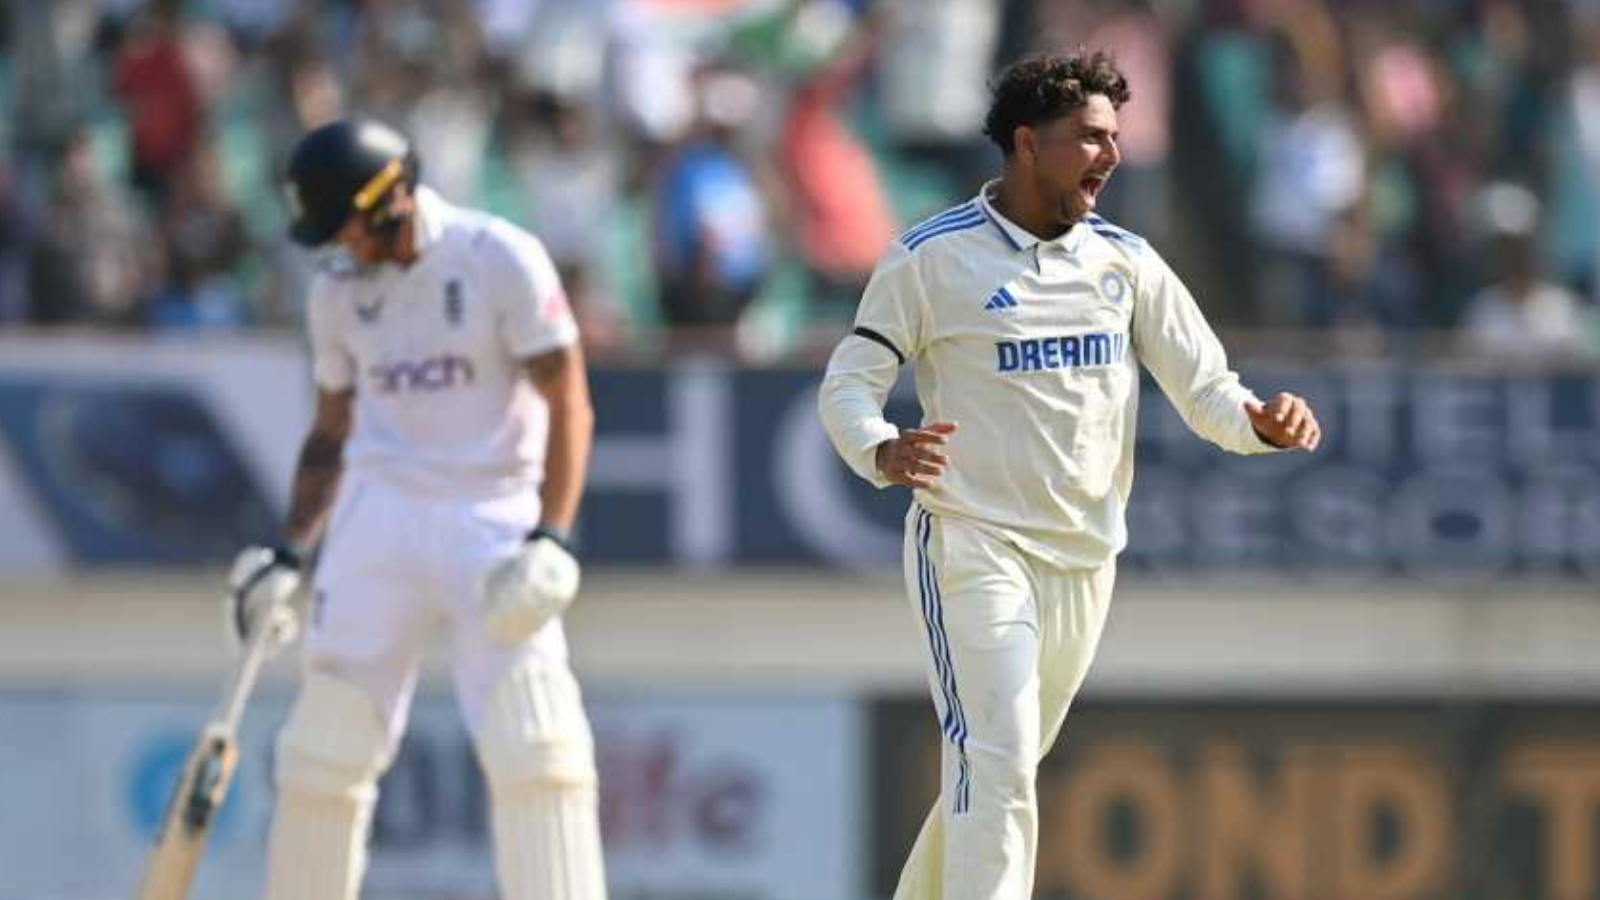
[[982, 51, 1132, 155]]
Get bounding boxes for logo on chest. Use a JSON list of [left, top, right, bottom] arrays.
[[996, 332, 1126, 374], [983, 286, 1020, 313], [1098, 269, 1130, 304], [355, 295, 385, 325], [368, 353, 476, 394], [983, 265, 1133, 318]]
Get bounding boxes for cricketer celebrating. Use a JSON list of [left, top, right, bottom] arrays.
[[226, 118, 606, 900], [818, 51, 1321, 900]]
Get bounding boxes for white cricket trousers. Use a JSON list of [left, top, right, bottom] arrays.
[[264, 475, 607, 900], [307, 474, 569, 738], [894, 504, 1116, 900]]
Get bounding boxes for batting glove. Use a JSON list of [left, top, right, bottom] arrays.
[[226, 545, 303, 652], [482, 527, 581, 646]]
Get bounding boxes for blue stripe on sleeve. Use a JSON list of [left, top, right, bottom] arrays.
[[898, 203, 978, 245], [1086, 213, 1145, 248], [903, 212, 985, 250]]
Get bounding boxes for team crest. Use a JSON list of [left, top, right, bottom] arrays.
[[444, 279, 464, 326], [1098, 269, 1131, 305], [355, 295, 385, 324]]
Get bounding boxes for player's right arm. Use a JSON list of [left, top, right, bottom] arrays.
[[226, 279, 353, 644], [285, 276, 358, 550], [817, 245, 955, 489], [283, 388, 354, 550]]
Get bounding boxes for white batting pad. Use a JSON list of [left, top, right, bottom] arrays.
[[490, 782, 609, 900], [482, 537, 581, 645], [475, 660, 607, 900], [264, 671, 392, 900]]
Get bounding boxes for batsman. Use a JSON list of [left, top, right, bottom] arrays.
[[227, 117, 606, 900]]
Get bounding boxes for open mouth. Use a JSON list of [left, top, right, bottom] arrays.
[[1080, 173, 1109, 198]]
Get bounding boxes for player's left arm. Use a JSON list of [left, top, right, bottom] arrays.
[[478, 226, 590, 646], [1132, 248, 1320, 453], [486, 219, 592, 534], [523, 343, 593, 534]]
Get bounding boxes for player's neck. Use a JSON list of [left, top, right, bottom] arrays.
[[993, 171, 1073, 242]]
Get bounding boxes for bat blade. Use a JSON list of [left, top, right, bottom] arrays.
[[131, 602, 287, 900], [134, 724, 241, 900]]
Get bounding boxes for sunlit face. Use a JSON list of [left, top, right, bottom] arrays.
[[1019, 93, 1122, 226], [332, 213, 388, 267], [326, 183, 416, 269]]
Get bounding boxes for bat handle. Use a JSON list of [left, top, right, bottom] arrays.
[[216, 605, 295, 732]]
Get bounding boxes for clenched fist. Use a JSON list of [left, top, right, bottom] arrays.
[[1245, 393, 1321, 451], [874, 422, 959, 489]]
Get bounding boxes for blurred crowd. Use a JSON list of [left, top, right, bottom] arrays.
[[1, 0, 1599, 366]]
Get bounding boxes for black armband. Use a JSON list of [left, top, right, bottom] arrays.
[[852, 327, 906, 365]]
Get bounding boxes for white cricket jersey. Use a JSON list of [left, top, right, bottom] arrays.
[[307, 186, 579, 497], [818, 181, 1276, 570]]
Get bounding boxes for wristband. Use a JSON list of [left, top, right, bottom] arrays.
[[526, 525, 573, 553], [274, 545, 306, 571]]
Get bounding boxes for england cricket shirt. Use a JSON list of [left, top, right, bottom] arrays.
[[307, 186, 580, 496]]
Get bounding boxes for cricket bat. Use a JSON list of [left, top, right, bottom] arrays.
[[134, 605, 294, 900]]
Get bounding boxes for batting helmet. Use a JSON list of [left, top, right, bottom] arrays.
[[283, 118, 419, 247]]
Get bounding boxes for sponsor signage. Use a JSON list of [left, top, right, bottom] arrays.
[[871, 697, 1600, 900], [584, 365, 1600, 577], [0, 339, 1596, 577], [0, 690, 862, 900]]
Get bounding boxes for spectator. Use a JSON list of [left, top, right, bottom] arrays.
[[0, 0, 1595, 364], [0, 144, 34, 326], [506, 88, 627, 353], [603, 0, 699, 154], [1354, 5, 1477, 330], [1566, 9, 1600, 304], [1459, 183, 1600, 365], [777, 10, 895, 324], [112, 0, 204, 203], [1249, 34, 1365, 328], [650, 65, 774, 350], [149, 141, 254, 329], [349, 0, 491, 205], [875, 0, 1001, 192], [9, 1, 98, 173], [27, 129, 153, 326], [1167, 0, 1275, 325]]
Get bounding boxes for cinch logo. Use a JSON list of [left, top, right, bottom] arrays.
[[369, 354, 476, 394], [996, 332, 1126, 373]]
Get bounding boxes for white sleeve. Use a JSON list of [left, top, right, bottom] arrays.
[[817, 245, 926, 487], [306, 277, 355, 393], [486, 222, 580, 359], [1131, 248, 1276, 455]]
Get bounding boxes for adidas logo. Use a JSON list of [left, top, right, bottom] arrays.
[[983, 287, 1019, 312]]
